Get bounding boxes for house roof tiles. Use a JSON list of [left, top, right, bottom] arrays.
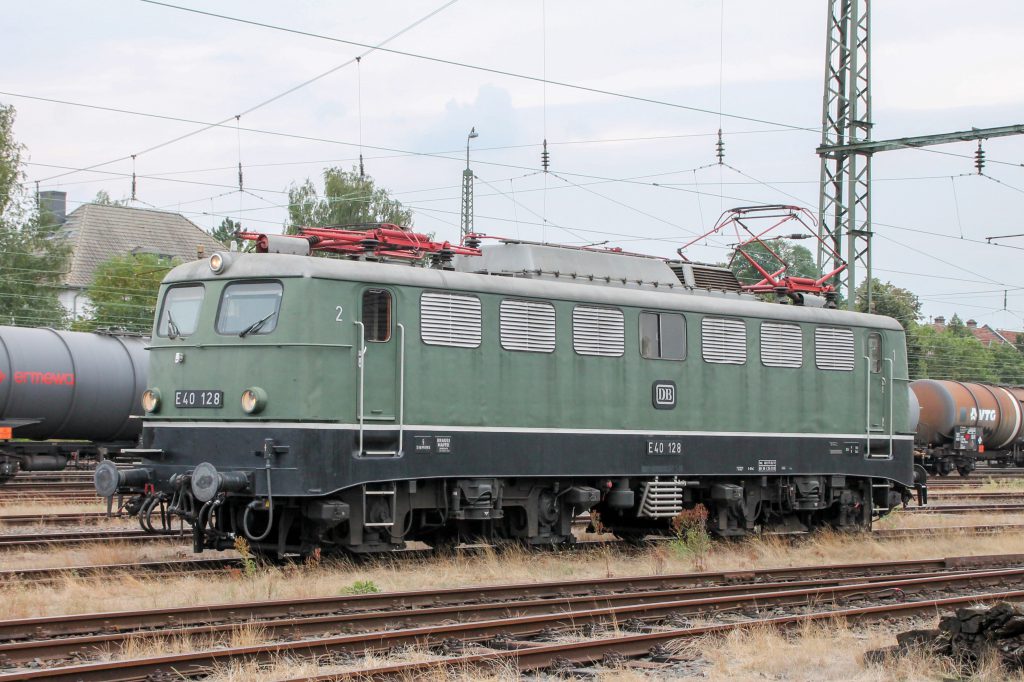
[[60, 204, 224, 288]]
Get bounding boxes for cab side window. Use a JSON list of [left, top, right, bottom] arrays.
[[868, 333, 882, 373], [363, 289, 392, 342]]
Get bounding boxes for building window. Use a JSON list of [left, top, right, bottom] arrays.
[[639, 312, 686, 360], [701, 317, 747, 365], [362, 289, 392, 342], [868, 332, 882, 373], [760, 322, 803, 368], [420, 292, 481, 348], [815, 327, 855, 371], [500, 299, 556, 353], [216, 281, 282, 336], [157, 284, 205, 338], [572, 306, 624, 357]]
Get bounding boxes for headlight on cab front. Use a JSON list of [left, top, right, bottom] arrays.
[[209, 252, 229, 274], [142, 389, 161, 413], [241, 387, 267, 414]]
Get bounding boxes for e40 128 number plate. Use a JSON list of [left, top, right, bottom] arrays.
[[645, 439, 683, 455], [174, 389, 224, 408]]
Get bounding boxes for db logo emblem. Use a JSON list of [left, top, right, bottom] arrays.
[[652, 381, 676, 410]]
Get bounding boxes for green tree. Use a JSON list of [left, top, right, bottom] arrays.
[[92, 190, 127, 206], [0, 104, 69, 327], [988, 341, 1024, 384], [908, 323, 999, 382], [855, 278, 921, 329], [210, 217, 243, 248], [728, 239, 822, 287], [946, 313, 972, 338], [75, 253, 176, 333], [286, 167, 413, 232]]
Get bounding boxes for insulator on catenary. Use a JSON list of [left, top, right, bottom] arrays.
[[974, 140, 986, 174], [716, 129, 725, 164], [541, 138, 550, 172]]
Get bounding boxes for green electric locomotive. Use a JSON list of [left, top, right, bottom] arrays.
[[96, 225, 921, 556]]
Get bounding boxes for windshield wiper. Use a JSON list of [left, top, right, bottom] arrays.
[[166, 311, 182, 339], [238, 311, 276, 338]]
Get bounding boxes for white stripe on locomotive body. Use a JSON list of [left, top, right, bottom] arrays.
[[144, 420, 915, 440]]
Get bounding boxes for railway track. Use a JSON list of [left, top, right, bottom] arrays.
[[6, 471, 96, 483], [2, 553, 1024, 680], [0, 529, 185, 549], [326, 587, 1024, 681], [872, 523, 1024, 538], [0, 512, 125, 527], [0, 483, 95, 494], [928, 491, 1024, 500], [0, 557, 241, 586], [1, 523, 1022, 586], [902, 503, 1024, 514]]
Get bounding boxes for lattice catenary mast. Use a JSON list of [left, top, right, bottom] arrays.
[[817, 0, 1024, 311]]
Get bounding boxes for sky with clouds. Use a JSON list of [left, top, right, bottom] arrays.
[[2, 0, 1023, 327]]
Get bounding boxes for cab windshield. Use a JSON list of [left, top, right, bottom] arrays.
[[157, 285, 205, 338], [216, 281, 283, 336]]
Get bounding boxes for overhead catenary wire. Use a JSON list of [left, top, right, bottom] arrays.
[[30, 0, 461, 185], [24, 159, 1024, 302], [7, 92, 815, 202], [136, 0, 818, 133]]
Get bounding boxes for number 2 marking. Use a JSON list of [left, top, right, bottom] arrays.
[[335, 306, 344, 322]]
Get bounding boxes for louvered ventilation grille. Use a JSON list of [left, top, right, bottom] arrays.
[[691, 265, 743, 292], [500, 299, 556, 353], [761, 322, 803, 368], [814, 327, 855, 371], [572, 306, 624, 357], [701, 317, 747, 364], [667, 263, 687, 286], [420, 292, 482, 347]]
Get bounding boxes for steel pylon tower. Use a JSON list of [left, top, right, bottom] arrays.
[[460, 127, 479, 243], [818, 0, 872, 310], [460, 167, 474, 241]]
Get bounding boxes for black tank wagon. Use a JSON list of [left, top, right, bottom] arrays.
[[0, 325, 147, 480], [97, 227, 923, 556]]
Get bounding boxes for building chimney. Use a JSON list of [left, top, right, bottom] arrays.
[[967, 319, 978, 328], [38, 190, 67, 226], [934, 316, 945, 327]]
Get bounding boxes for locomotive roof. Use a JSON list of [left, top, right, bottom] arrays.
[[163, 252, 903, 331]]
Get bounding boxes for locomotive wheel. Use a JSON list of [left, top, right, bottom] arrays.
[[957, 466, 972, 477]]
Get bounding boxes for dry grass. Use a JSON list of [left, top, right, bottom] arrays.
[[981, 477, 1024, 492], [0, 539, 219, 573], [0, 517, 138, 532], [877, 509, 1024, 529], [5, 527, 1024, 621], [698, 618, 1024, 681], [200, 647, 523, 682], [0, 499, 109, 515]]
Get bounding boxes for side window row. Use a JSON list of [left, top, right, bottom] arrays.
[[417, 292, 870, 371]]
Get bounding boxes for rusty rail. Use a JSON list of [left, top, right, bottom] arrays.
[[5, 561, 1024, 681]]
